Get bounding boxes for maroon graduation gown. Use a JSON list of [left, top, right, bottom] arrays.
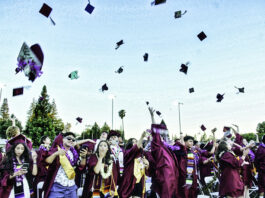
[[199, 151, 214, 185], [254, 144, 265, 193], [81, 154, 119, 198], [118, 144, 145, 198], [219, 152, 244, 197], [150, 131, 179, 198]]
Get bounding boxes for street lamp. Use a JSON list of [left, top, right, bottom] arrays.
[[178, 102, 183, 136], [108, 94, 116, 129], [0, 83, 6, 104]]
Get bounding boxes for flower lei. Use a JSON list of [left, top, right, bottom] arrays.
[[39, 144, 50, 151], [100, 160, 113, 179], [13, 158, 24, 182], [60, 145, 79, 166]]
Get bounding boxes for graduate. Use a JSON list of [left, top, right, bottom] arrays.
[[81, 140, 119, 198], [94, 131, 108, 152], [254, 135, 265, 198], [216, 140, 248, 198], [42, 132, 81, 198], [0, 134, 38, 198], [118, 131, 149, 198]]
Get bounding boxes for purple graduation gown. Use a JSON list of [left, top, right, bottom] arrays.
[[150, 131, 179, 198], [254, 144, 265, 193], [118, 144, 146, 198], [219, 152, 244, 197]]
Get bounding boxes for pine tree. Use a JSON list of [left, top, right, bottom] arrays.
[[100, 122, 110, 133], [24, 85, 64, 147], [0, 98, 9, 120]]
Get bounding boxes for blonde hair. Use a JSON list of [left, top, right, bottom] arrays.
[[6, 126, 20, 139]]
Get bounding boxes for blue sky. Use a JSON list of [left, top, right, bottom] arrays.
[[1, 0, 265, 139]]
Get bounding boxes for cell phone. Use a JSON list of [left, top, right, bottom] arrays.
[[22, 163, 29, 170]]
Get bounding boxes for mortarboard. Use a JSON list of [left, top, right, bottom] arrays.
[[6, 134, 33, 150], [146, 101, 149, 106], [39, 3, 56, 25], [100, 83, 108, 92], [107, 130, 121, 140], [143, 53, 149, 62], [115, 40, 124, 50], [68, 70, 79, 80], [197, 31, 207, 41], [115, 66, 124, 74], [200, 125, 206, 131], [204, 141, 213, 151], [179, 63, 188, 74], [174, 10, 187, 19], [189, 88, 194, 93], [216, 93, 224, 102], [16, 42, 44, 82], [156, 111, 162, 117], [13, 87, 24, 96], [76, 117, 83, 123], [235, 86, 244, 94], [85, 1, 95, 14], [223, 126, 230, 132], [151, 0, 166, 5], [151, 124, 168, 135]]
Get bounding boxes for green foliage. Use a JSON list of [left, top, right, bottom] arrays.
[[200, 132, 208, 142], [0, 98, 9, 120], [100, 122, 110, 133], [257, 121, 265, 133], [80, 122, 111, 140], [23, 85, 64, 147], [241, 132, 265, 142], [118, 110, 126, 120]]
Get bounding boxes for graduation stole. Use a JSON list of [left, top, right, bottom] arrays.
[[57, 146, 75, 180], [134, 157, 146, 195], [186, 151, 195, 185]]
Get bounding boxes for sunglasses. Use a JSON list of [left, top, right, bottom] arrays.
[[66, 137, 76, 142]]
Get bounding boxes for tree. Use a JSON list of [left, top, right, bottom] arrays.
[[0, 98, 9, 120], [0, 115, 23, 139], [257, 121, 265, 133], [100, 122, 110, 133], [24, 85, 64, 147], [200, 132, 208, 142], [118, 110, 126, 139]]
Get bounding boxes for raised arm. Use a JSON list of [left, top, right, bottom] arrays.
[[137, 131, 146, 149]]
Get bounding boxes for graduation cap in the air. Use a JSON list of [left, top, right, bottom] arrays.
[[68, 70, 79, 80], [115, 66, 124, 74], [156, 111, 162, 117], [85, 0, 95, 14], [197, 31, 207, 41], [146, 101, 149, 106], [115, 40, 124, 50], [223, 126, 232, 138], [151, 0, 166, 6], [189, 88, 194, 93], [12, 86, 31, 97], [200, 125, 206, 131], [76, 117, 83, 123], [174, 10, 187, 18], [100, 83, 108, 92], [39, 3, 56, 25], [179, 63, 189, 74], [16, 42, 44, 82], [235, 86, 244, 94], [216, 93, 225, 102], [143, 53, 149, 62]]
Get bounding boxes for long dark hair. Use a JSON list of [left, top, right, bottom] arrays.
[[216, 141, 229, 161], [0, 143, 31, 174], [95, 140, 112, 165], [125, 138, 137, 150]]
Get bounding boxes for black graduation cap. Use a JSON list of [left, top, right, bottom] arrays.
[[76, 117, 83, 123], [115, 66, 124, 74], [197, 31, 207, 41], [152, 0, 166, 5], [156, 111, 162, 117], [189, 88, 194, 93], [143, 53, 149, 62], [100, 83, 108, 92], [68, 70, 79, 80], [216, 93, 225, 102], [115, 40, 124, 50], [200, 125, 206, 131], [13, 87, 24, 96], [85, 2, 95, 14], [174, 10, 187, 18], [39, 3, 52, 17], [235, 86, 244, 94], [146, 101, 149, 105], [179, 63, 188, 74]]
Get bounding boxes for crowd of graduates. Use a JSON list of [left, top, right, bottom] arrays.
[[0, 106, 264, 198]]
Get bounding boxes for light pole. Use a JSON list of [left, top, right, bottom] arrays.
[[108, 94, 116, 129], [0, 83, 6, 104], [178, 102, 183, 136]]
